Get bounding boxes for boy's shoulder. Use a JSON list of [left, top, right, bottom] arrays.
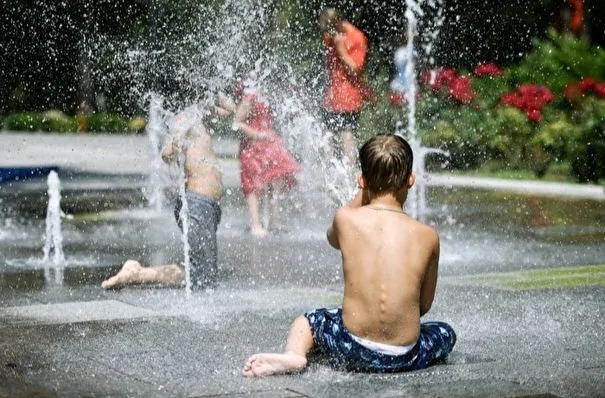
[[401, 214, 439, 238]]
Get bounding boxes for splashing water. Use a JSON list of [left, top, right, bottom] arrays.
[[145, 93, 169, 213], [401, 0, 448, 220], [42, 171, 65, 285], [177, 156, 192, 295], [103, 0, 451, 230], [165, 104, 209, 294], [42, 171, 65, 266], [269, 84, 357, 209]]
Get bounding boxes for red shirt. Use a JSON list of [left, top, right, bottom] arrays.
[[323, 25, 368, 112]]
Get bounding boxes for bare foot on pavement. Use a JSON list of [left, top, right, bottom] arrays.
[[101, 260, 142, 289], [242, 353, 307, 377]]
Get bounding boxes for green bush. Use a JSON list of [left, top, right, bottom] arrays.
[[507, 30, 605, 95], [4, 113, 44, 131], [1, 111, 145, 134], [41, 110, 78, 133], [415, 32, 605, 182], [86, 113, 130, 134], [567, 97, 605, 182]]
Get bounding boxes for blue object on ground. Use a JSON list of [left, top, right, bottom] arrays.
[[0, 166, 59, 183]]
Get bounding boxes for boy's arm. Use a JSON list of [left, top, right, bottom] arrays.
[[327, 189, 363, 249], [419, 232, 440, 316], [161, 135, 178, 164], [326, 211, 341, 250]]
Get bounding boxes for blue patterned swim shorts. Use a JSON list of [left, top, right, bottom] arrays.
[[304, 307, 456, 373]]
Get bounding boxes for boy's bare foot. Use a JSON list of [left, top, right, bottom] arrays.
[[250, 225, 267, 238], [101, 260, 143, 289], [242, 353, 307, 377]]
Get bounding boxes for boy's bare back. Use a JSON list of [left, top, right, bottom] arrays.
[[331, 201, 439, 347], [242, 134, 455, 377]]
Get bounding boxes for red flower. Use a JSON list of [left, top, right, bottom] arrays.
[[564, 82, 583, 103], [526, 109, 542, 123], [388, 92, 405, 108], [500, 84, 554, 122], [518, 85, 555, 104], [474, 62, 503, 77], [422, 67, 457, 92], [501, 92, 523, 108], [422, 67, 476, 104], [448, 75, 476, 104], [440, 69, 457, 84], [565, 79, 605, 100], [387, 91, 422, 107], [579, 77, 597, 93], [594, 83, 605, 98]]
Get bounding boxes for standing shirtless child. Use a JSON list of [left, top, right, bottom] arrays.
[[101, 110, 224, 290], [243, 133, 455, 376]]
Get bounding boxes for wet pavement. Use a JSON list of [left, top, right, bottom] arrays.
[[1, 132, 605, 397]]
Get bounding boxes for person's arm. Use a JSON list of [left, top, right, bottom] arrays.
[[215, 92, 236, 116], [161, 135, 179, 164], [233, 98, 268, 140], [419, 232, 440, 316], [334, 35, 362, 75], [326, 209, 343, 249], [215, 106, 232, 117]]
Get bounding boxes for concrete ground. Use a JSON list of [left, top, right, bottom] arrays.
[[1, 132, 604, 397]]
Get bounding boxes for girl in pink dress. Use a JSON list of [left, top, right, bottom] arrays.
[[221, 82, 300, 237]]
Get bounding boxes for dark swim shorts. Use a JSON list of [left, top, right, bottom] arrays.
[[174, 192, 221, 289], [304, 307, 456, 373]]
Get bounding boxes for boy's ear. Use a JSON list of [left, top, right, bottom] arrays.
[[357, 174, 367, 189], [406, 172, 416, 189]]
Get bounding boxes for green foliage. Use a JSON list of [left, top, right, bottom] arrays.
[[4, 113, 44, 131], [530, 117, 573, 177], [86, 113, 132, 134], [566, 97, 605, 182], [417, 33, 605, 182], [419, 102, 489, 169], [41, 110, 78, 133], [506, 30, 605, 94], [2, 112, 145, 134]]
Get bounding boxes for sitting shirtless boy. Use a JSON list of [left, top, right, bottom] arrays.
[[243, 133, 455, 376], [102, 111, 224, 290]]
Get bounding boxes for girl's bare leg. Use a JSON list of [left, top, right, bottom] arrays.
[[246, 192, 267, 237], [101, 260, 185, 289], [242, 315, 314, 377]]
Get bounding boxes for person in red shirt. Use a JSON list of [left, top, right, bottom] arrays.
[[320, 8, 371, 168]]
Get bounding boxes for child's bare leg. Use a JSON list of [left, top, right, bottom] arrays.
[[246, 192, 267, 237], [243, 315, 314, 377], [101, 260, 185, 289]]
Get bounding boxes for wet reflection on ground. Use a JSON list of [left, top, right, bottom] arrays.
[[1, 177, 604, 293]]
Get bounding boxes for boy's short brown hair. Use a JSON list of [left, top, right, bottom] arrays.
[[359, 134, 414, 195]]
